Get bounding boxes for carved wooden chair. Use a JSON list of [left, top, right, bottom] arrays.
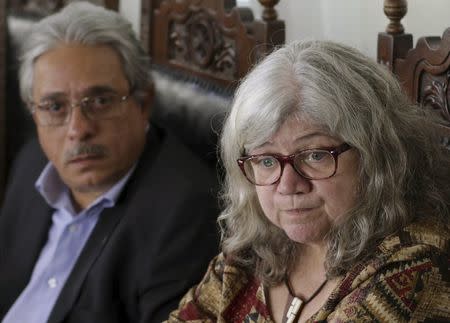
[[378, 0, 450, 140], [142, 0, 285, 167], [142, 0, 284, 88], [0, 0, 285, 204]]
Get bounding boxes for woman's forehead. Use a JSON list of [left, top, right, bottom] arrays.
[[245, 118, 338, 153]]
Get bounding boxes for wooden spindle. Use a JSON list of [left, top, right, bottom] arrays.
[[384, 0, 407, 34], [258, 0, 280, 22]]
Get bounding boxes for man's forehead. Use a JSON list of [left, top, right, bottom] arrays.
[[32, 44, 129, 98], [37, 85, 123, 102], [33, 44, 125, 79]]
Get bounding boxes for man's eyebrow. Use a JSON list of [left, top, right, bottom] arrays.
[[38, 92, 66, 102], [37, 86, 119, 102], [83, 85, 119, 96]]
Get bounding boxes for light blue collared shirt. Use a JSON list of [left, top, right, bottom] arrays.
[[2, 163, 135, 323]]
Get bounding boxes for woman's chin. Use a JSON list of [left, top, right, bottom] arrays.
[[283, 222, 330, 246]]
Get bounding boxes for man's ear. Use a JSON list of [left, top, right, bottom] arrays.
[[140, 83, 155, 118], [28, 104, 39, 126]]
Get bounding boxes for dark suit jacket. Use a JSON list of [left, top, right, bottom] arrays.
[[0, 125, 220, 323]]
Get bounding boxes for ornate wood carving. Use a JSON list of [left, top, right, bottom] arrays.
[[378, 0, 450, 139], [396, 30, 450, 98], [168, 5, 237, 81], [149, 0, 284, 88], [141, 0, 236, 48], [421, 71, 450, 127], [392, 28, 450, 135]]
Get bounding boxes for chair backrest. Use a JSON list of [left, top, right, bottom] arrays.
[[377, 0, 450, 140], [0, 0, 286, 204], [141, 0, 285, 167], [142, 0, 285, 89]]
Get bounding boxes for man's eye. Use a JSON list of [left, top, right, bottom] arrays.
[[90, 95, 114, 109], [39, 101, 65, 113]]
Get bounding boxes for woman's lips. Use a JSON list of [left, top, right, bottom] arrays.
[[283, 207, 316, 215]]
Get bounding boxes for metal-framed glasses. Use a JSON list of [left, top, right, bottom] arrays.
[[30, 92, 132, 127], [237, 143, 352, 186]]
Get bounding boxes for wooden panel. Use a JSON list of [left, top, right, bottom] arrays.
[[395, 29, 450, 135], [145, 0, 284, 88], [140, 0, 237, 54], [377, 0, 450, 137], [152, 0, 256, 87]]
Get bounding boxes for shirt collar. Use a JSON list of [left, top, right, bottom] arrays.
[[35, 162, 136, 213]]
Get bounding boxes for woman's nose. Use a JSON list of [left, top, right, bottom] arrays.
[[276, 163, 312, 195]]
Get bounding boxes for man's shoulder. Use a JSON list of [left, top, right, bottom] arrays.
[[139, 125, 219, 185], [4, 137, 47, 194], [115, 125, 220, 219]]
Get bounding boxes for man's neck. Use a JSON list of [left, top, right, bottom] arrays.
[[70, 189, 105, 213]]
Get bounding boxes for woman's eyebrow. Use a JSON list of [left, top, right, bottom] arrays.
[[258, 132, 333, 149]]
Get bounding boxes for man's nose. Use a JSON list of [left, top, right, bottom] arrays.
[[66, 105, 95, 140]]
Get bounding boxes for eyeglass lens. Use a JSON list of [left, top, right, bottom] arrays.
[[242, 149, 337, 185], [33, 94, 127, 126]]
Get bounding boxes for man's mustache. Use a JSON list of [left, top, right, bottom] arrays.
[[64, 144, 108, 164]]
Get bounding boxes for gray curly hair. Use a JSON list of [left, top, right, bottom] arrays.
[[19, 1, 151, 105], [219, 40, 450, 284]]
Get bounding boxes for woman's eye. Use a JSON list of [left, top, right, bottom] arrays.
[[307, 151, 329, 162], [258, 157, 277, 168]]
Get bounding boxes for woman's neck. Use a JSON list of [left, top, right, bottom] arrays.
[[290, 244, 328, 284], [269, 243, 333, 323]]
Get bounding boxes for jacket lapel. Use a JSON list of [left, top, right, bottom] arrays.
[[46, 205, 126, 323], [0, 193, 52, 316]]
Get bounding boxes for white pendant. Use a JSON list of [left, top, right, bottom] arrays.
[[286, 297, 303, 323]]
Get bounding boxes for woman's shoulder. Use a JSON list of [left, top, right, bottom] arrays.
[[379, 217, 450, 259], [210, 252, 254, 281], [321, 218, 450, 322], [167, 252, 269, 322]]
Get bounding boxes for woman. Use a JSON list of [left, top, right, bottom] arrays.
[[167, 40, 450, 322]]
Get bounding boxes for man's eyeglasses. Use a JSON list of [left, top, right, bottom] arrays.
[[30, 93, 132, 127], [237, 143, 352, 186]]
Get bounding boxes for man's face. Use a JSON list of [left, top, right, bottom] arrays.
[[32, 44, 150, 208]]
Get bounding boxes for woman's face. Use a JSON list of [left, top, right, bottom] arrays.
[[251, 117, 360, 247]]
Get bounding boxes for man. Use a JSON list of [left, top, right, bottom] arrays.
[[0, 2, 219, 323]]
